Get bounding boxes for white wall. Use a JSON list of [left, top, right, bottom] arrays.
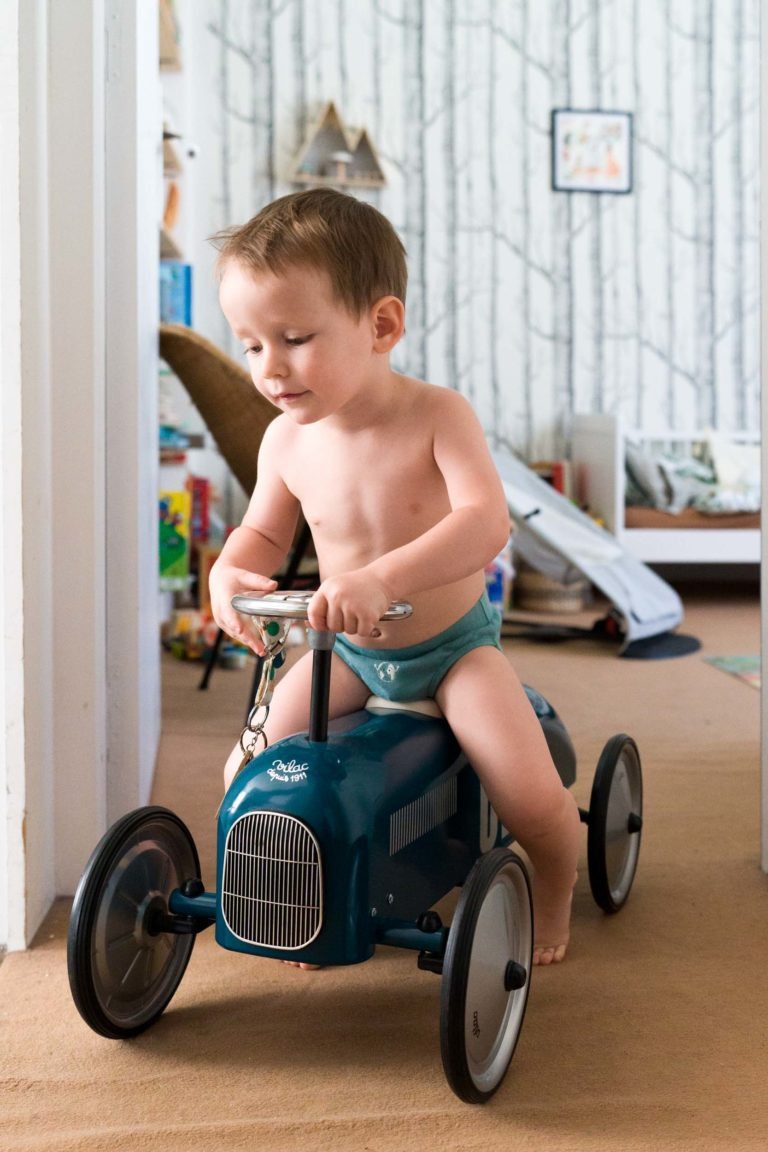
[[188, 0, 760, 461], [0, 0, 29, 952], [48, 0, 110, 895], [761, 7, 767, 875], [0, 0, 162, 949], [105, 0, 162, 821], [0, 0, 57, 951]]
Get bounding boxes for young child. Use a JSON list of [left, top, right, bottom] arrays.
[[209, 188, 581, 965]]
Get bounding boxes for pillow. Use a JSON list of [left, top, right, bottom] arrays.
[[625, 442, 669, 508], [659, 461, 715, 514], [700, 434, 761, 513], [706, 434, 760, 491]]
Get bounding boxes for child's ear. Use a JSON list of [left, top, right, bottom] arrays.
[[371, 296, 405, 351]]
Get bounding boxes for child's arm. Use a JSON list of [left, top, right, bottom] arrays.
[[379, 389, 511, 588], [209, 421, 300, 653], [310, 389, 510, 635]]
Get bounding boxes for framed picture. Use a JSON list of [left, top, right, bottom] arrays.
[[551, 109, 633, 194]]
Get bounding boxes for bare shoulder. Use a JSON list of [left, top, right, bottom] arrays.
[[418, 384, 485, 448], [401, 378, 480, 426], [259, 412, 304, 471], [261, 412, 297, 451], [412, 383, 497, 484], [256, 415, 307, 498]]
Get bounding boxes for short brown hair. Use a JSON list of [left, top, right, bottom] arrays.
[[212, 189, 407, 316]]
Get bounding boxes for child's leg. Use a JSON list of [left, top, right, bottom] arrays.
[[436, 645, 582, 965], [223, 649, 370, 788]]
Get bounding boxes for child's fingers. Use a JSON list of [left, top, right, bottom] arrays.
[[307, 589, 332, 632], [223, 614, 266, 656], [218, 573, 278, 650], [237, 572, 279, 592], [241, 623, 267, 656]]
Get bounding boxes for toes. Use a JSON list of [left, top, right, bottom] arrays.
[[533, 943, 567, 966]]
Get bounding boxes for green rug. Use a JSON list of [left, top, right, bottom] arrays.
[[705, 655, 761, 690]]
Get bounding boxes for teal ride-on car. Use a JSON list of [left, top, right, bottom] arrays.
[[68, 590, 643, 1103]]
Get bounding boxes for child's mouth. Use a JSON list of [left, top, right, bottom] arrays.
[[275, 391, 309, 404]]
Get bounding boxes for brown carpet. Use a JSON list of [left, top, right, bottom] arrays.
[[2, 586, 766, 1151]]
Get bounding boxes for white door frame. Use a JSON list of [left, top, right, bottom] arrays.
[[104, 0, 161, 824], [761, 5, 768, 876], [0, 0, 160, 950]]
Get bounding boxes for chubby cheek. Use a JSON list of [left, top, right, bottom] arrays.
[[246, 364, 263, 392], [248, 370, 275, 406], [258, 385, 282, 411]]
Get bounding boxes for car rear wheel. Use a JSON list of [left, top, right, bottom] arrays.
[[587, 735, 643, 913]]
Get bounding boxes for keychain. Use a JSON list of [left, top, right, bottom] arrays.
[[231, 619, 290, 782]]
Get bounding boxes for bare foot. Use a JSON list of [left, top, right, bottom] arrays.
[[533, 942, 567, 965], [532, 871, 577, 966], [282, 961, 321, 970]]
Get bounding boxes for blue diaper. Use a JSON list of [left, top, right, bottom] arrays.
[[333, 594, 502, 702]]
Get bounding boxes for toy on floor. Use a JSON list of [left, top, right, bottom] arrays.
[[67, 590, 643, 1104]]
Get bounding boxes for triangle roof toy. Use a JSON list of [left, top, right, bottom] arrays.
[[292, 102, 386, 188]]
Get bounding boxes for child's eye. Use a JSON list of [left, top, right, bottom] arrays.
[[244, 345, 262, 356], [286, 335, 313, 347]]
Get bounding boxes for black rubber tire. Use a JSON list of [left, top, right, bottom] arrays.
[[440, 849, 533, 1104], [67, 806, 201, 1038], [587, 735, 643, 913]]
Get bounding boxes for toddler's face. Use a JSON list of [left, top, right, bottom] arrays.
[[219, 261, 377, 424]]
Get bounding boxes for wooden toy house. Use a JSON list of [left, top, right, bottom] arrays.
[[291, 102, 386, 189]]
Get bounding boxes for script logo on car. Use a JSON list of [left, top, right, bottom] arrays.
[[267, 758, 309, 783]]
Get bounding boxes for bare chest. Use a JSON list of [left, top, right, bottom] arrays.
[[282, 426, 449, 556]]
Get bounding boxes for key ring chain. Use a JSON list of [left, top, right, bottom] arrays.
[[231, 618, 292, 783]]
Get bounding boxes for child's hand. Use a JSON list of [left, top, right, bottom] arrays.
[[308, 571, 392, 638], [209, 564, 278, 655]]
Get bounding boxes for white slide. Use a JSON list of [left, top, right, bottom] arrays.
[[492, 448, 685, 653]]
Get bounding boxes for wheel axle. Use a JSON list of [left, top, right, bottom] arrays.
[[504, 961, 527, 991], [417, 951, 444, 975], [147, 908, 201, 936]]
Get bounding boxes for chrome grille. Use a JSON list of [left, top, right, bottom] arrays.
[[222, 812, 322, 949]]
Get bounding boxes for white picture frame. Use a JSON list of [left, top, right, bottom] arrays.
[[551, 109, 633, 194]]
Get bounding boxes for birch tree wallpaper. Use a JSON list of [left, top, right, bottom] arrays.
[[183, 0, 760, 461]]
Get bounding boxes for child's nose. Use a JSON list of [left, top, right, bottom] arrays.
[[262, 345, 287, 379]]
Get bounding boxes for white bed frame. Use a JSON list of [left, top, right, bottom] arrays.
[[571, 414, 760, 565]]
